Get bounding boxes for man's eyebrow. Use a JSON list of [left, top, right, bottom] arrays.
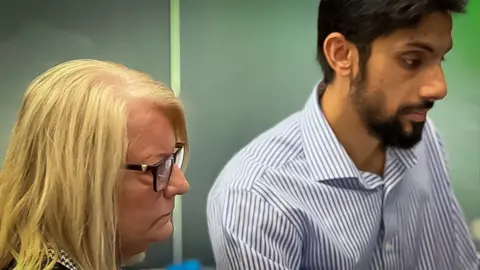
[[404, 41, 452, 55]]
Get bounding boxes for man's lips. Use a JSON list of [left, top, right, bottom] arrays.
[[405, 110, 428, 122]]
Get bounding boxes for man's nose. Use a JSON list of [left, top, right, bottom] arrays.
[[420, 65, 447, 101]]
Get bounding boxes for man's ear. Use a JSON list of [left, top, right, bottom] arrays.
[[323, 33, 356, 79]]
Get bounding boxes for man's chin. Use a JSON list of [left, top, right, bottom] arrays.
[[122, 252, 147, 267]]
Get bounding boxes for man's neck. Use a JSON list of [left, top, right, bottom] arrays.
[[320, 83, 386, 176]]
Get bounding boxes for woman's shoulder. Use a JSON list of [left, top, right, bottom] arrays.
[[52, 262, 71, 269], [6, 249, 78, 270], [5, 261, 70, 270], [48, 249, 79, 270]]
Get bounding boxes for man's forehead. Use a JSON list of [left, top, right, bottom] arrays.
[[401, 12, 451, 38], [376, 12, 453, 53]]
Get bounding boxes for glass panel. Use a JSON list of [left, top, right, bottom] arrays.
[[0, 0, 173, 268]]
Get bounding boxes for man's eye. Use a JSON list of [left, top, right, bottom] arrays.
[[402, 57, 422, 69]]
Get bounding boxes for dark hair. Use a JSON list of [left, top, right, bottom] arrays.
[[317, 0, 468, 84]]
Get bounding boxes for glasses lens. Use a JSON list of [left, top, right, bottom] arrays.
[[156, 158, 173, 191], [175, 146, 185, 169]]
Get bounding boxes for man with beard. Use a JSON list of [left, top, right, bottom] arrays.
[[207, 0, 479, 269]]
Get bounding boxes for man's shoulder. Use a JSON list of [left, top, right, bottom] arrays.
[[210, 112, 306, 193], [412, 118, 449, 171], [422, 118, 446, 153], [424, 118, 442, 140]]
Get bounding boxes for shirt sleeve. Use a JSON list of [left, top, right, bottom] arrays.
[[207, 188, 303, 270]]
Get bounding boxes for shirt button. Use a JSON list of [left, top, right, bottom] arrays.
[[385, 242, 394, 251]]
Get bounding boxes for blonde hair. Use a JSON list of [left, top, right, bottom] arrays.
[[0, 59, 188, 270]]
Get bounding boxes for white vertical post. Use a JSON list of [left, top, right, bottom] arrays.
[[170, 0, 183, 264]]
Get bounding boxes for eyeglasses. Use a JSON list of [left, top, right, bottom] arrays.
[[125, 143, 185, 192]]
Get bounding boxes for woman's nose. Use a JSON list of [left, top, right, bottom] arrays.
[[164, 165, 189, 197]]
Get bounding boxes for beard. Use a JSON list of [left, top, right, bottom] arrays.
[[350, 73, 433, 149]]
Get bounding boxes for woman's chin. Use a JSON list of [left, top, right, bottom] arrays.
[[122, 252, 147, 266], [149, 219, 174, 242], [120, 219, 174, 260]]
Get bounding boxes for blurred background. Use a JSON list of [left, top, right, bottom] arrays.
[[0, 0, 478, 269]]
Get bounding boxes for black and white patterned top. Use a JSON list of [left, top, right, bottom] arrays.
[[6, 249, 77, 270], [47, 249, 78, 270]]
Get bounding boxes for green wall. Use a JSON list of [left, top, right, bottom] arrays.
[[431, 0, 480, 221], [0, 0, 478, 268], [180, 0, 480, 265], [179, 0, 320, 265]]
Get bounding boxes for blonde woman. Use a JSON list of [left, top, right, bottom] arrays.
[[0, 59, 190, 269]]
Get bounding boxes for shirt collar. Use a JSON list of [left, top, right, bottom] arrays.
[[299, 82, 418, 182], [300, 82, 360, 181]]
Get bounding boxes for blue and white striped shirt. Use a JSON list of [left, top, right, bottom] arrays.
[[207, 85, 479, 269]]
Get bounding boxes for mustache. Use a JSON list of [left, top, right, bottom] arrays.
[[399, 100, 434, 114]]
